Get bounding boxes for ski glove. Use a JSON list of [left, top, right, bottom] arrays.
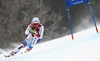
[[29, 29, 38, 35]]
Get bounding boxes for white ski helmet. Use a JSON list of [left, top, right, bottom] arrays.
[[32, 17, 40, 24]]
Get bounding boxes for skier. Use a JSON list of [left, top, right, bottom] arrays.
[[5, 17, 44, 57]]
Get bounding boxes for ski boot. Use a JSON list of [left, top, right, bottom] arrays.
[[5, 51, 15, 58]]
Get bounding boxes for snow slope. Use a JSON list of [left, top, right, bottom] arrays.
[[0, 25, 100, 61]]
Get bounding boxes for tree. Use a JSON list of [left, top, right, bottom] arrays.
[[0, 0, 63, 48]]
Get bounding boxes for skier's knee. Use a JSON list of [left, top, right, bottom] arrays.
[[36, 39, 41, 43], [29, 44, 33, 49], [22, 39, 27, 47]]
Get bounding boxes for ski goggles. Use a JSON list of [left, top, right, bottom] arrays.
[[33, 23, 39, 26]]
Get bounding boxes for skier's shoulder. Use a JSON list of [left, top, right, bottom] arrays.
[[28, 23, 32, 27], [29, 23, 32, 25], [39, 23, 44, 27]]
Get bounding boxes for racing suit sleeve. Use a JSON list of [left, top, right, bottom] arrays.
[[25, 24, 31, 35], [39, 25, 44, 39]]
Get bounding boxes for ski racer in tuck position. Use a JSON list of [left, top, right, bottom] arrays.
[[5, 17, 44, 57]]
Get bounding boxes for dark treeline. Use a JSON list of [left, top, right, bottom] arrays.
[[0, 0, 100, 49], [0, 0, 63, 49]]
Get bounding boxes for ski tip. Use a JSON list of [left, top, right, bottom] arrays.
[[4, 55, 9, 58], [4, 54, 13, 58]]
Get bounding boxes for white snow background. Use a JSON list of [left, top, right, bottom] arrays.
[[0, 25, 100, 61]]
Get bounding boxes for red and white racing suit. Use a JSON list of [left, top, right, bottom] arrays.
[[24, 23, 44, 49], [12, 23, 44, 54]]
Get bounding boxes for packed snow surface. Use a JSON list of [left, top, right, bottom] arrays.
[[0, 25, 100, 61]]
